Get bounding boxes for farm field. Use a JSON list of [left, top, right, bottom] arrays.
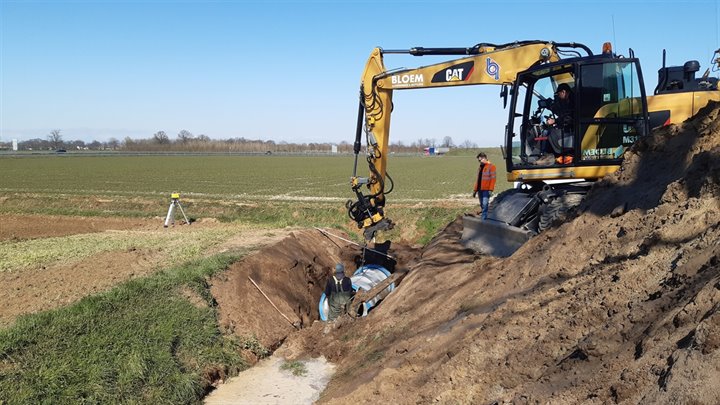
[[0, 151, 499, 402], [0, 152, 508, 200], [0, 152, 508, 242]]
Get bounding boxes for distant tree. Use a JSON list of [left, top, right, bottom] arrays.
[[20, 138, 45, 150], [107, 137, 119, 150], [153, 131, 169, 144], [196, 134, 210, 142], [67, 140, 86, 150], [177, 130, 194, 143], [88, 140, 102, 150], [460, 139, 474, 149], [441, 136, 454, 148], [48, 129, 63, 149]]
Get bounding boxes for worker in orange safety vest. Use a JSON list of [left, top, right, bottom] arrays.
[[472, 152, 496, 220]]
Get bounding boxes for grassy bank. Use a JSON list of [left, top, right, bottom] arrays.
[[0, 254, 259, 404]]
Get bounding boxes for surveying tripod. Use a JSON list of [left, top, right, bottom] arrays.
[[164, 193, 190, 227]]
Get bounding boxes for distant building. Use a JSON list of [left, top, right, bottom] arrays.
[[423, 147, 450, 156]]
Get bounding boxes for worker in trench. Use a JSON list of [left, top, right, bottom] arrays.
[[325, 263, 355, 321]]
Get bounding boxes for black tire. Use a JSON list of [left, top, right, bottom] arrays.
[[538, 193, 584, 231]]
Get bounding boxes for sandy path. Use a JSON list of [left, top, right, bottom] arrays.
[[204, 355, 335, 405]]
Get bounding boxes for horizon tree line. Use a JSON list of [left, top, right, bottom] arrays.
[[2, 129, 479, 153]]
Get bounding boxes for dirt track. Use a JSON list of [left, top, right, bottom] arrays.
[[2, 103, 719, 403]]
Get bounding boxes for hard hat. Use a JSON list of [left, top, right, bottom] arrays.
[[335, 263, 345, 274]]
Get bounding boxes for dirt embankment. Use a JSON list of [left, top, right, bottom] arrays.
[[3, 102, 718, 403], [211, 103, 719, 403]]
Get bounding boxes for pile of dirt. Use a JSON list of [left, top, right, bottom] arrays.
[[219, 102, 719, 403]]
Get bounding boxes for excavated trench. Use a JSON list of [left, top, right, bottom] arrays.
[[204, 227, 426, 402], [209, 228, 419, 360]]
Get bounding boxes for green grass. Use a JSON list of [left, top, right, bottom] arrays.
[[0, 254, 246, 404], [0, 153, 510, 201], [0, 225, 246, 272], [237, 335, 270, 359], [0, 153, 510, 244], [280, 360, 308, 377]]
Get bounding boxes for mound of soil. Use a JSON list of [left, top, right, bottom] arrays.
[[214, 102, 719, 403]]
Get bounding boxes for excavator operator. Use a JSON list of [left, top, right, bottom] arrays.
[[546, 82, 576, 163]]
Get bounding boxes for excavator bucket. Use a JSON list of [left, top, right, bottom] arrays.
[[461, 189, 540, 257], [460, 215, 533, 257]]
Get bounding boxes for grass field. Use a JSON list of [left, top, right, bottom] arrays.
[[0, 151, 510, 243], [0, 152, 508, 199]]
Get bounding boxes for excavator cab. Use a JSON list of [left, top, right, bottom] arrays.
[[508, 55, 648, 176], [462, 52, 650, 256]]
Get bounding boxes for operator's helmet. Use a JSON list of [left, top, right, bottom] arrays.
[[335, 263, 345, 275]]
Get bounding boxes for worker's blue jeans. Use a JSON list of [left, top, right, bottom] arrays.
[[478, 190, 491, 220]]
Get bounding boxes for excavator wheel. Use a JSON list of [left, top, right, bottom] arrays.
[[538, 193, 585, 231]]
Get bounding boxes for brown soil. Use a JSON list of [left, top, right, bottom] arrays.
[[3, 102, 719, 403], [212, 103, 720, 403], [0, 214, 157, 241]]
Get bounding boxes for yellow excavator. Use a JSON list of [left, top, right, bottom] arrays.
[[346, 40, 720, 256]]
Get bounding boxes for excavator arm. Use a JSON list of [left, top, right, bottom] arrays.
[[347, 41, 591, 240]]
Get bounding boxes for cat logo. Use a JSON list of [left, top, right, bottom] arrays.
[[431, 61, 474, 83], [446, 68, 464, 81]]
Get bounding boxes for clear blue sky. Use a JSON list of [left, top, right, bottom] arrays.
[[2, 0, 719, 147]]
